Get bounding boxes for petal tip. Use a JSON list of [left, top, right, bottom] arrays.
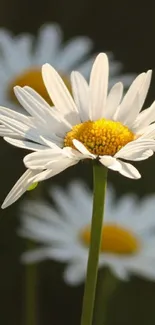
[[1, 200, 7, 209]]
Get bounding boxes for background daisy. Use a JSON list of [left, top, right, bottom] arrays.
[[0, 23, 135, 112], [19, 181, 155, 286]]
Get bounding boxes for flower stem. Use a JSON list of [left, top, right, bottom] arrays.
[[24, 184, 42, 325], [80, 162, 108, 325], [25, 240, 37, 325], [93, 268, 119, 325]]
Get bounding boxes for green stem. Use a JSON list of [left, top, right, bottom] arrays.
[[25, 240, 37, 325], [24, 183, 42, 325], [93, 268, 119, 325], [80, 163, 108, 325]]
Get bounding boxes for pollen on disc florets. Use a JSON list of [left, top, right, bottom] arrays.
[[64, 118, 135, 156]]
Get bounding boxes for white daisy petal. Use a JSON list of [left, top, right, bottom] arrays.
[[47, 246, 75, 262], [89, 53, 109, 120], [110, 265, 130, 281], [1, 169, 39, 209], [14, 86, 48, 123], [0, 125, 20, 137], [132, 101, 155, 131], [0, 30, 20, 71], [122, 93, 140, 127], [104, 82, 123, 119], [73, 139, 96, 158], [55, 37, 92, 71], [116, 160, 141, 179], [42, 63, 80, 124], [138, 123, 155, 139], [4, 137, 47, 151], [0, 114, 45, 144], [138, 70, 152, 108], [115, 72, 146, 123], [23, 86, 51, 109], [108, 74, 135, 89], [77, 56, 95, 80], [71, 71, 89, 122], [39, 136, 61, 149], [115, 139, 155, 160], [99, 156, 141, 179], [63, 262, 86, 285], [34, 24, 62, 64], [99, 156, 121, 171], [24, 149, 63, 169], [22, 248, 50, 263], [0, 105, 33, 125], [14, 34, 33, 69], [14, 86, 69, 135], [30, 158, 78, 183]]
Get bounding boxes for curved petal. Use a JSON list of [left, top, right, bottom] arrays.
[[24, 148, 63, 169], [14, 86, 69, 134], [99, 156, 122, 171], [1, 169, 39, 209], [0, 105, 33, 125], [115, 138, 155, 160], [4, 137, 47, 151], [73, 139, 96, 158], [42, 64, 80, 125], [117, 160, 141, 179], [0, 125, 20, 137], [0, 114, 48, 144], [132, 101, 155, 131], [30, 158, 78, 183], [99, 156, 141, 179]]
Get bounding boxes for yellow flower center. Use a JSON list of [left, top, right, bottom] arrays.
[[8, 68, 71, 106], [64, 119, 135, 156], [80, 224, 139, 254]]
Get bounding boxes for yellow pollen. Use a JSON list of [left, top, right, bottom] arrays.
[[80, 224, 139, 255], [8, 68, 71, 105], [64, 119, 135, 156]]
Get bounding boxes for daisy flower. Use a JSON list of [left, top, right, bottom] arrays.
[[0, 23, 134, 112], [19, 181, 155, 286], [0, 52, 155, 208]]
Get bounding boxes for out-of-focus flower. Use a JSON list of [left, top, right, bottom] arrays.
[[0, 23, 134, 111], [0, 53, 155, 208], [19, 181, 155, 286]]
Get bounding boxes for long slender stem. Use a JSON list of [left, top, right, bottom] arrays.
[[80, 163, 108, 325], [24, 184, 42, 325], [25, 240, 37, 325], [93, 268, 119, 325]]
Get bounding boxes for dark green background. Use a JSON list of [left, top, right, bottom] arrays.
[[0, 0, 155, 324]]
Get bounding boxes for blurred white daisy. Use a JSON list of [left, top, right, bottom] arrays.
[[0, 23, 134, 112], [0, 53, 155, 208], [19, 181, 155, 286]]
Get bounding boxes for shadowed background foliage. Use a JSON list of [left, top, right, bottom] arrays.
[[0, 0, 155, 324]]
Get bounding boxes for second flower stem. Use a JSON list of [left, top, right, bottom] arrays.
[[25, 240, 37, 325], [80, 163, 107, 325]]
